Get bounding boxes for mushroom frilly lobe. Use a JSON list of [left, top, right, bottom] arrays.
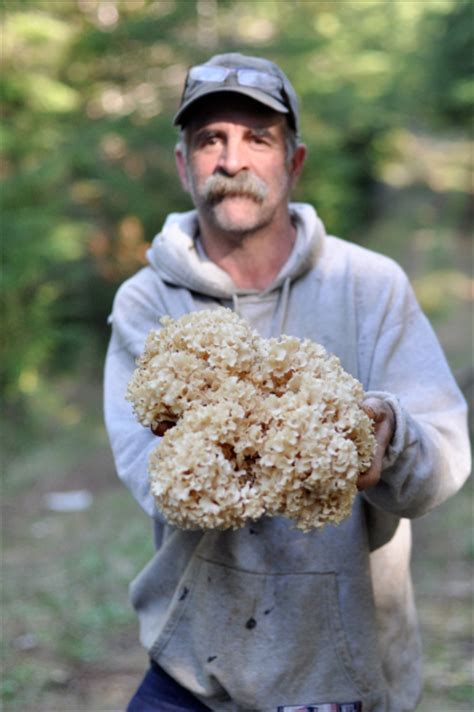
[[126, 308, 376, 531]]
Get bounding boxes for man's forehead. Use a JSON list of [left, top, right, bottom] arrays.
[[184, 94, 286, 133]]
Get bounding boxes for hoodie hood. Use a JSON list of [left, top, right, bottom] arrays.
[[146, 203, 325, 299]]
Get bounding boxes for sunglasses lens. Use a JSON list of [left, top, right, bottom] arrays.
[[237, 69, 281, 93], [188, 66, 282, 96], [188, 66, 230, 83]]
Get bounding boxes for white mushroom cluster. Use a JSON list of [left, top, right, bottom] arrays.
[[126, 308, 376, 532]]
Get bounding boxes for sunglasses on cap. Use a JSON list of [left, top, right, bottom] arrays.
[[187, 65, 284, 94]]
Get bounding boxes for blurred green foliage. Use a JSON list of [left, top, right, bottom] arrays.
[[1, 0, 472, 437]]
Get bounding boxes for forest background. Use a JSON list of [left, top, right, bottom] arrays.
[[1, 0, 473, 710]]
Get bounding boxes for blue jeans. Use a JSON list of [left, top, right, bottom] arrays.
[[127, 661, 212, 711]]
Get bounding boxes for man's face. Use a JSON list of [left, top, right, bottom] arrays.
[[176, 97, 302, 238]]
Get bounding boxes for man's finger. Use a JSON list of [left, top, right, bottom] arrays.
[[357, 448, 384, 490], [362, 398, 392, 425], [358, 398, 395, 490]]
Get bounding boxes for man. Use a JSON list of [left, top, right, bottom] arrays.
[[104, 53, 470, 712]]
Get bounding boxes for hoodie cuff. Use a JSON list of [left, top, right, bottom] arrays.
[[363, 390, 407, 472]]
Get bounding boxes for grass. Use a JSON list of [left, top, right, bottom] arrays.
[[412, 480, 474, 711], [1, 391, 155, 710], [2, 478, 154, 709]]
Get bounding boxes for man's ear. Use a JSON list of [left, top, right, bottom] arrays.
[[175, 146, 190, 192], [289, 144, 307, 187]]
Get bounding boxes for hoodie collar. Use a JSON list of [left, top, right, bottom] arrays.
[[146, 203, 325, 299]]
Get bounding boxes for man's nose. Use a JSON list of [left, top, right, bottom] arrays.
[[216, 138, 248, 175]]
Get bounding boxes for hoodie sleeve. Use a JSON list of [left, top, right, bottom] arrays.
[[361, 270, 471, 518], [103, 274, 167, 521]]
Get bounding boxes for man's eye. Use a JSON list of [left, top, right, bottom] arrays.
[[200, 134, 219, 146], [250, 134, 270, 146]]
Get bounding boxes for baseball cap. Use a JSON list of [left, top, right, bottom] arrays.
[[173, 53, 300, 137]]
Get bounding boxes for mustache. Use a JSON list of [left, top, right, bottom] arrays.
[[201, 171, 268, 204]]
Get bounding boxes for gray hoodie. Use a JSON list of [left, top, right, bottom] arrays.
[[104, 203, 470, 711]]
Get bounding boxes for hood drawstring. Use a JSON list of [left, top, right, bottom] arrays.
[[232, 292, 241, 317], [270, 276, 291, 337]]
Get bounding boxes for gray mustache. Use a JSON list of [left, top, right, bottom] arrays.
[[202, 172, 268, 204]]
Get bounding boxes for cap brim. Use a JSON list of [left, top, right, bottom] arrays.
[[173, 86, 289, 126]]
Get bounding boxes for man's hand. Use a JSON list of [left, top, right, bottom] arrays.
[[357, 398, 395, 491]]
